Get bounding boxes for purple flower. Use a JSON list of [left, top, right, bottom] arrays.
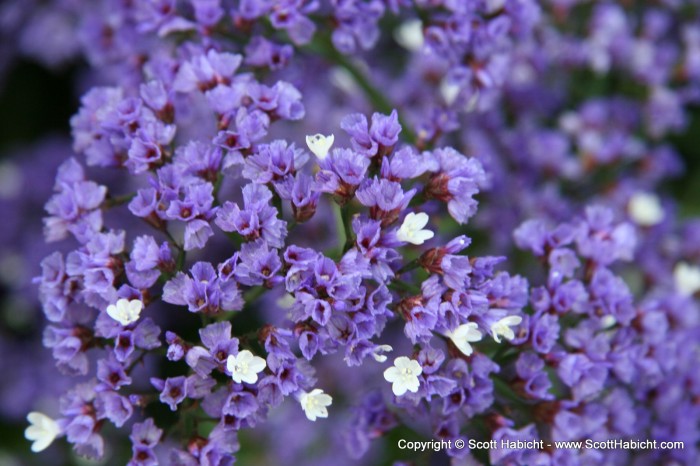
[[23, 5, 700, 464], [315, 148, 371, 203], [95, 391, 133, 428], [184, 321, 239, 376], [557, 353, 608, 401], [37, 252, 74, 322], [588, 267, 635, 325], [340, 110, 402, 158], [490, 424, 546, 465], [425, 147, 486, 224], [243, 140, 307, 184], [215, 183, 287, 248], [174, 49, 243, 93], [398, 296, 438, 343], [216, 108, 270, 160], [128, 418, 162, 466], [256, 0, 315, 44], [140, 80, 173, 120], [43, 159, 107, 243], [369, 109, 401, 148], [43, 325, 89, 375], [513, 219, 578, 257], [356, 178, 416, 226], [114, 331, 136, 362], [515, 352, 553, 400], [245, 36, 293, 70], [130, 418, 162, 447], [126, 235, 174, 288], [530, 312, 560, 354], [125, 122, 176, 174], [332, 0, 385, 54], [289, 173, 319, 222], [341, 113, 376, 157], [174, 141, 223, 182], [70, 87, 125, 168], [233, 240, 283, 287], [343, 390, 397, 459], [248, 81, 305, 120], [222, 389, 258, 419], [59, 381, 105, 459], [419, 235, 473, 290], [163, 261, 244, 314], [97, 356, 132, 390], [152, 376, 188, 411], [576, 206, 637, 265], [380, 146, 437, 180]]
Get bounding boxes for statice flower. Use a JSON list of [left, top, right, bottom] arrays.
[[226, 350, 266, 384], [43, 158, 107, 243], [305, 133, 334, 160], [424, 147, 487, 224], [215, 183, 287, 248], [490, 315, 523, 343], [106, 298, 143, 326], [10, 0, 700, 464], [298, 388, 333, 421], [24, 412, 62, 453], [383, 356, 422, 396], [396, 212, 434, 245], [444, 322, 482, 356]]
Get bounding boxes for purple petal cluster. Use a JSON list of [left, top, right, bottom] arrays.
[[7, 0, 698, 465]]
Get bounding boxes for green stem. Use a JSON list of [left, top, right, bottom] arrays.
[[389, 279, 421, 295], [103, 192, 136, 209], [225, 231, 244, 249], [271, 190, 284, 218], [176, 249, 186, 271], [243, 286, 266, 304], [163, 229, 184, 252], [492, 376, 529, 408], [409, 191, 427, 208], [342, 205, 355, 253], [397, 258, 421, 275], [213, 173, 224, 201], [200, 314, 213, 327], [333, 203, 348, 257]]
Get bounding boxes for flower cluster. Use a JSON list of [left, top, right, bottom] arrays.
[[35, 88, 529, 461]]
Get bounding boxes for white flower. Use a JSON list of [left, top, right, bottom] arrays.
[[600, 315, 617, 329], [393, 19, 424, 51], [490, 316, 523, 343], [106, 298, 143, 326], [628, 192, 664, 226], [371, 344, 393, 363], [276, 293, 296, 309], [445, 323, 482, 356], [25, 412, 60, 453], [674, 262, 700, 297], [440, 79, 461, 106], [396, 212, 434, 245], [383, 356, 423, 396], [559, 112, 581, 134], [485, 0, 506, 13], [305, 134, 334, 160], [299, 388, 333, 421], [226, 350, 266, 384]]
